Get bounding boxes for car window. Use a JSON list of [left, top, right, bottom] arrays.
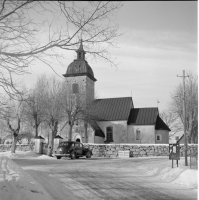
[[75, 143, 80, 147], [59, 142, 72, 147]]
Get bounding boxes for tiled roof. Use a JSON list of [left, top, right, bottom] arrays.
[[91, 97, 133, 121], [55, 135, 63, 139], [127, 108, 158, 125], [155, 116, 171, 131], [63, 60, 96, 81], [63, 41, 97, 81]]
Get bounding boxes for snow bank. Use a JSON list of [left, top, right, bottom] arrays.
[[136, 158, 198, 189], [0, 152, 54, 200], [0, 150, 54, 160], [172, 169, 198, 188]]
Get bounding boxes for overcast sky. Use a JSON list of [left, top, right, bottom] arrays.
[[21, 1, 198, 112]]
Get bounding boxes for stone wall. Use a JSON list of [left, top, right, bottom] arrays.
[[0, 143, 197, 159], [0, 144, 34, 152], [84, 144, 198, 158]]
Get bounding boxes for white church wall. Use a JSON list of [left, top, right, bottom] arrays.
[[94, 136, 104, 144], [155, 130, 169, 144], [61, 122, 94, 143], [127, 125, 155, 143], [87, 126, 95, 143], [97, 121, 127, 144]]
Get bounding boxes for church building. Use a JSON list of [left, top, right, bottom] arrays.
[[62, 41, 170, 144]]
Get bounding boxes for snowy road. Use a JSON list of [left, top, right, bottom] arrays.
[[12, 156, 197, 200]]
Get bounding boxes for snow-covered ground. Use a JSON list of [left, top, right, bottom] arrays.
[[0, 151, 198, 200], [0, 151, 55, 200]]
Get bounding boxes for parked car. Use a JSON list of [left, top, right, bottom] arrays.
[[53, 141, 92, 159]]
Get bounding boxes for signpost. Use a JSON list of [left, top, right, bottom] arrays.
[[169, 143, 180, 168]]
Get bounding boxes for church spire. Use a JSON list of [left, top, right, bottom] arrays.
[[76, 39, 86, 60]]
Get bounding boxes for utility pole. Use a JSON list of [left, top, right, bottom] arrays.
[[177, 70, 189, 166]]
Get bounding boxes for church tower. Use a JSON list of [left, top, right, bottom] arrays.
[[63, 40, 97, 102]]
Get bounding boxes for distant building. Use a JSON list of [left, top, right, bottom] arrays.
[[62, 41, 170, 144]]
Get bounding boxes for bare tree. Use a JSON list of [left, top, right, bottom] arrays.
[[0, 1, 122, 97], [41, 76, 63, 156], [60, 80, 98, 142], [23, 76, 47, 138], [160, 111, 183, 138], [169, 72, 198, 143], [1, 96, 26, 153], [60, 83, 85, 141]]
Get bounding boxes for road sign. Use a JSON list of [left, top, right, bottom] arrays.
[[169, 143, 180, 160], [169, 143, 180, 168]]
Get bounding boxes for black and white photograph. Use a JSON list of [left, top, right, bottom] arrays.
[[0, 1, 197, 200]]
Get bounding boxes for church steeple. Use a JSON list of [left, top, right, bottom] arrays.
[[63, 38, 97, 82], [76, 39, 86, 60]]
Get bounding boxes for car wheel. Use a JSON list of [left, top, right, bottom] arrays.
[[56, 156, 61, 159], [71, 152, 76, 159], [86, 151, 91, 158]]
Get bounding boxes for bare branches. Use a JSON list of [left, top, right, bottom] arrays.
[[0, 1, 122, 97], [167, 72, 198, 143]]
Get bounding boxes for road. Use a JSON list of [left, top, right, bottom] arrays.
[[12, 157, 197, 200]]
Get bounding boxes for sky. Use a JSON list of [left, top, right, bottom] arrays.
[[20, 1, 198, 112]]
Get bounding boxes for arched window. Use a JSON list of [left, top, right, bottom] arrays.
[[105, 126, 113, 143], [136, 129, 141, 140], [72, 83, 79, 94]]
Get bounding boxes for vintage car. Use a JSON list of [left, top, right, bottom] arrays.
[[54, 141, 92, 159]]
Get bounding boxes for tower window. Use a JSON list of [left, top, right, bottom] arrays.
[[78, 52, 81, 59], [72, 83, 79, 94], [136, 129, 141, 140]]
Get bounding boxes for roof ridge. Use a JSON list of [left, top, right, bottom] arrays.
[[95, 97, 132, 100], [133, 107, 158, 109]]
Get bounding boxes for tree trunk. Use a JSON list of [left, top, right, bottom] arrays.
[[47, 131, 53, 156], [34, 116, 39, 138], [35, 124, 39, 138], [68, 125, 73, 141], [47, 120, 58, 156], [7, 118, 20, 154], [11, 134, 18, 153], [84, 122, 88, 143]]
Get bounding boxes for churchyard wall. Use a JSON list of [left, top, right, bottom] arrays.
[[0, 144, 34, 152], [83, 144, 198, 158], [0, 143, 197, 160]]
